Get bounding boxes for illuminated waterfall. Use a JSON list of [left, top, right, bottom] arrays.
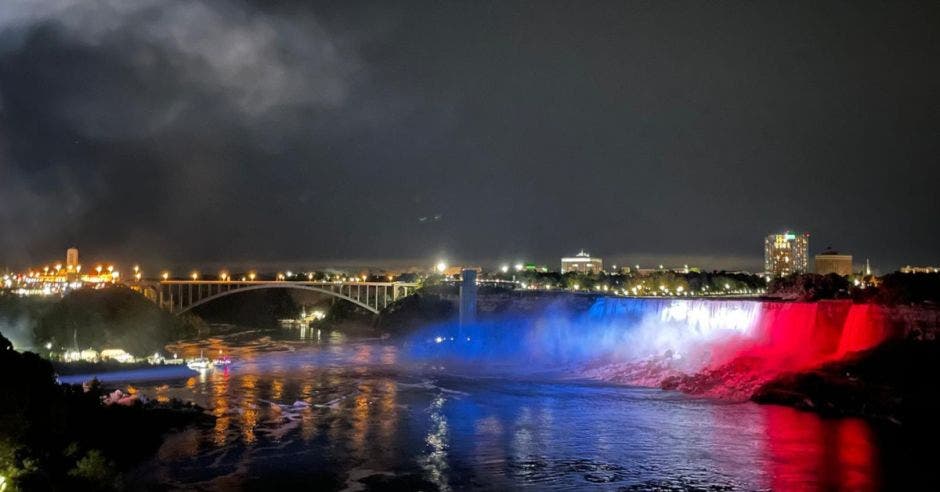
[[405, 297, 889, 386]]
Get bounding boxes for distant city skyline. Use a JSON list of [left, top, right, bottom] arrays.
[[0, 241, 887, 276]]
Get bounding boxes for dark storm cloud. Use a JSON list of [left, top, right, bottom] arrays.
[[0, 0, 427, 266], [1, 1, 938, 272]]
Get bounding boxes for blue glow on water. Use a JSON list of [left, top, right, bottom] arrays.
[[87, 325, 893, 490], [58, 365, 197, 385]]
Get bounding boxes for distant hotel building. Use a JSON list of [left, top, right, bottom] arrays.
[[65, 247, 80, 281], [561, 250, 603, 274], [442, 265, 482, 277], [66, 247, 79, 268], [814, 248, 853, 276], [764, 231, 809, 277], [900, 265, 940, 274]]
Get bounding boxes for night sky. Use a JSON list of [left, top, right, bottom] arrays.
[[1, 1, 938, 272]]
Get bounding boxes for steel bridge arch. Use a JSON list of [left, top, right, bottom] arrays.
[[175, 282, 382, 315]]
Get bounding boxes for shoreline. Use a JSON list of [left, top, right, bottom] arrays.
[[750, 338, 938, 424], [53, 359, 185, 375], [56, 364, 198, 385]]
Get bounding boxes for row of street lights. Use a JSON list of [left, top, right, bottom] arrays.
[[147, 271, 372, 282]]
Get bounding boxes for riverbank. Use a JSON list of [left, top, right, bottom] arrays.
[[501, 296, 937, 424], [745, 303, 939, 423], [751, 339, 939, 424], [589, 335, 935, 425], [53, 359, 186, 375], [0, 331, 213, 490]]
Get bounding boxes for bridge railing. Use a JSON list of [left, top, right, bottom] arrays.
[[129, 280, 419, 315]]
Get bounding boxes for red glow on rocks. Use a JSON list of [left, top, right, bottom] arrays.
[[648, 301, 890, 399]]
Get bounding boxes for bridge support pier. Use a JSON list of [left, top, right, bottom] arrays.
[[459, 269, 477, 326]]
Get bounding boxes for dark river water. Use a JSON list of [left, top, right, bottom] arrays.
[[79, 328, 905, 491]]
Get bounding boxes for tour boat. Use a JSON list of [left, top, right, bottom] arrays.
[[187, 350, 212, 371], [213, 350, 232, 366]]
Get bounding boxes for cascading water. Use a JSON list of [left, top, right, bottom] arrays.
[[404, 297, 889, 399], [836, 303, 888, 357]]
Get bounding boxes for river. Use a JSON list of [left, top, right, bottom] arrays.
[[66, 327, 904, 491]]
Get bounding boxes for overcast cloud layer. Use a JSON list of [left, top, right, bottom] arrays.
[[1, 1, 938, 272]]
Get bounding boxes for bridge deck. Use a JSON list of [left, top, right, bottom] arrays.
[[130, 280, 419, 315]]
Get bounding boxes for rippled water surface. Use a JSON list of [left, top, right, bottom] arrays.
[[92, 329, 900, 491]]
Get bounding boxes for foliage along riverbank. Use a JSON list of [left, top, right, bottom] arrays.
[[35, 287, 205, 356], [0, 331, 211, 491], [1, 286, 205, 357]]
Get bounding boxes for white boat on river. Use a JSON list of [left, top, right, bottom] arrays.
[[186, 350, 212, 371]]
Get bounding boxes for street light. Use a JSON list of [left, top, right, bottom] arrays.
[[500, 265, 509, 273], [191, 272, 199, 280], [162, 271, 169, 280], [436, 261, 447, 273], [249, 272, 256, 281]]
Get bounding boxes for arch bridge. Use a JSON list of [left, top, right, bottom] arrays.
[[132, 280, 419, 315]]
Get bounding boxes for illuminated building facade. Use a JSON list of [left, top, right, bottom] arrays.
[[764, 232, 809, 277], [8, 248, 121, 296], [66, 247, 79, 268], [814, 249, 853, 276], [561, 250, 603, 274], [65, 247, 80, 281], [900, 265, 940, 274], [442, 266, 482, 277]]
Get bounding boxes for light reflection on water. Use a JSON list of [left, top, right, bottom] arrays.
[[119, 329, 894, 491]]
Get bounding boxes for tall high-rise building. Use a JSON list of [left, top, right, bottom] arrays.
[[66, 247, 79, 269], [764, 232, 809, 277]]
